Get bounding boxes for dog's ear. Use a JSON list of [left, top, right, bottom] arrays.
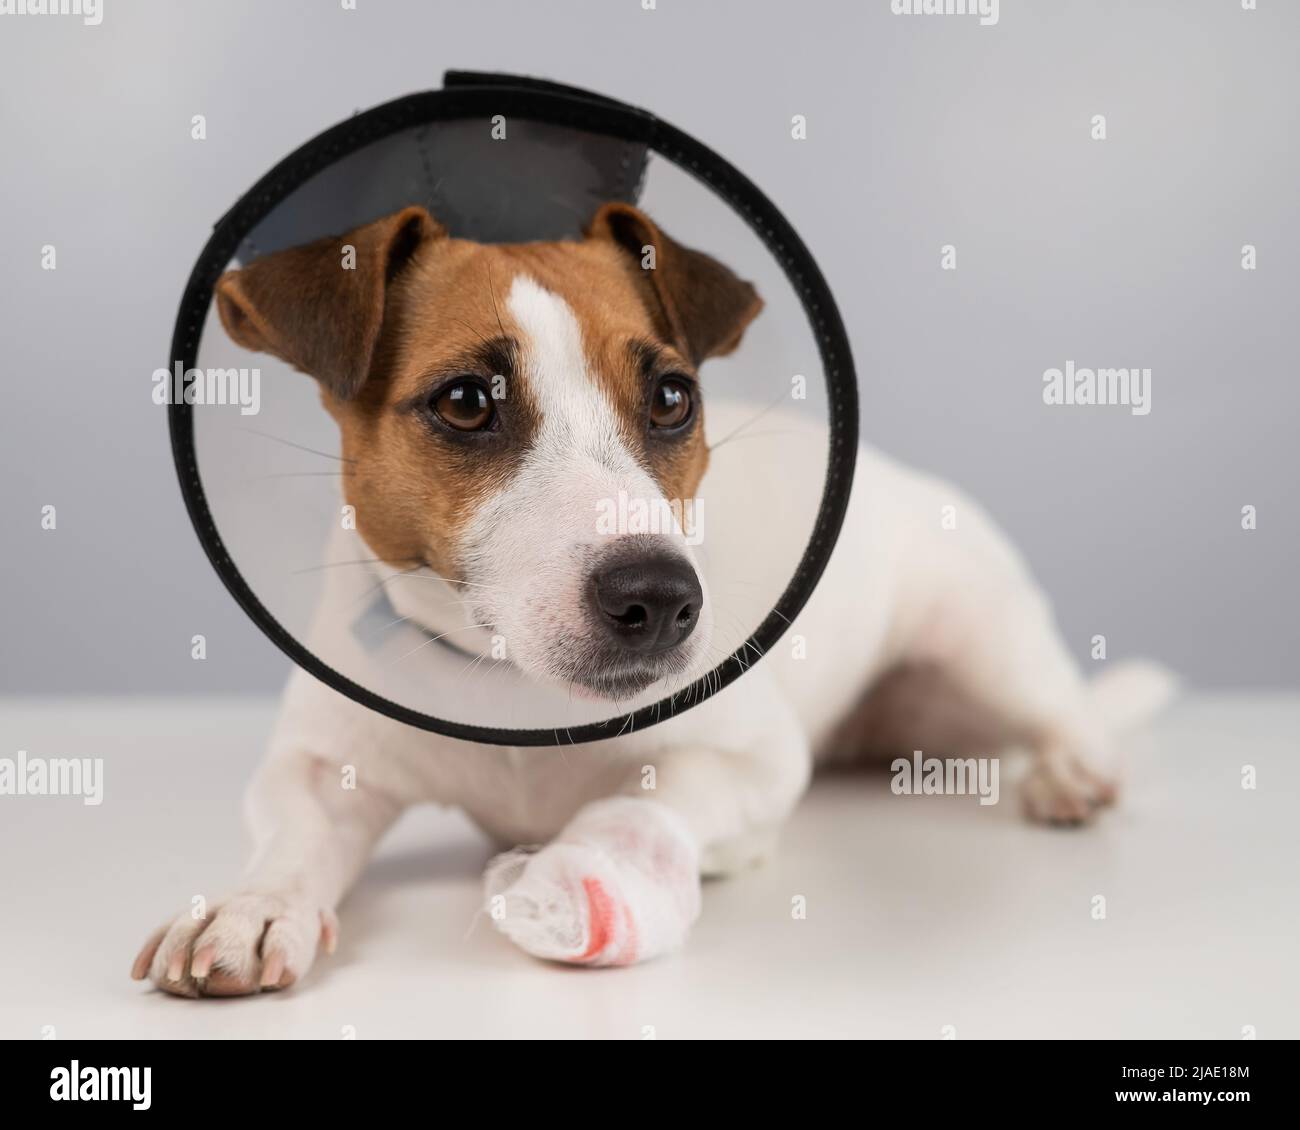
[[215, 206, 445, 400], [588, 202, 763, 366]]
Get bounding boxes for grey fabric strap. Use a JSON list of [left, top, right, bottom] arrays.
[[236, 73, 649, 264]]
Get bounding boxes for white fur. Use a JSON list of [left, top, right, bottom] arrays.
[[134, 283, 1173, 991]]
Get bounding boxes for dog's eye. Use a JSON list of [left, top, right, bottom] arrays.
[[431, 380, 494, 431], [650, 377, 693, 430]]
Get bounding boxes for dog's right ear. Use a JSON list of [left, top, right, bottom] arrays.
[[587, 202, 763, 367], [215, 206, 445, 401]]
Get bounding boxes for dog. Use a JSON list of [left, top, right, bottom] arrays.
[[132, 202, 1173, 993]]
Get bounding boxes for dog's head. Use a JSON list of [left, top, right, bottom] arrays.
[[215, 203, 762, 700]]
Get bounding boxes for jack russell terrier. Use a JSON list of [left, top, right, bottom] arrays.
[[132, 203, 1172, 994]]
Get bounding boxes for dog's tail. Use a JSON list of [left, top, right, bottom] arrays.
[[1090, 659, 1179, 732]]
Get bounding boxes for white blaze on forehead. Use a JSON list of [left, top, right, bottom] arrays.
[[462, 272, 665, 573], [505, 274, 637, 468]]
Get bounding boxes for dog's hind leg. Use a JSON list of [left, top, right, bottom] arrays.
[[900, 576, 1149, 825], [817, 468, 1175, 826]]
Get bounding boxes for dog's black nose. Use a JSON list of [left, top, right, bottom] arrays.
[[590, 553, 702, 655]]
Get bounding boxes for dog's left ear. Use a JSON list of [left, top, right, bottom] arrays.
[[588, 203, 763, 366]]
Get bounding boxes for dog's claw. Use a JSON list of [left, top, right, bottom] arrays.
[[260, 950, 286, 988], [165, 950, 186, 983], [130, 927, 165, 982], [320, 908, 340, 955], [190, 945, 215, 980]]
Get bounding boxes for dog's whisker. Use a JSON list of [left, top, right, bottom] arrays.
[[444, 579, 508, 594], [451, 651, 488, 687], [373, 572, 504, 595], [387, 624, 493, 666], [237, 426, 356, 464], [349, 561, 426, 607], [486, 261, 508, 343], [351, 570, 506, 614], [244, 470, 356, 481], [472, 656, 511, 689], [369, 597, 487, 636], [708, 428, 821, 453], [448, 314, 501, 355], [706, 389, 791, 452], [292, 556, 420, 576]]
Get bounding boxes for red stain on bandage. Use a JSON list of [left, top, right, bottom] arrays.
[[579, 877, 638, 965]]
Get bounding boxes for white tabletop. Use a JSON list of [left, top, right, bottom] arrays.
[[1, 694, 1295, 1040]]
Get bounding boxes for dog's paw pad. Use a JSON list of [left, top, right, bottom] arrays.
[[483, 799, 700, 967]]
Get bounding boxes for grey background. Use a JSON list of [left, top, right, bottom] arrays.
[[2, 0, 1296, 694]]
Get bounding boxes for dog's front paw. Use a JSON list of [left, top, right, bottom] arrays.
[[131, 893, 338, 998], [1021, 748, 1119, 826], [483, 798, 701, 967]]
